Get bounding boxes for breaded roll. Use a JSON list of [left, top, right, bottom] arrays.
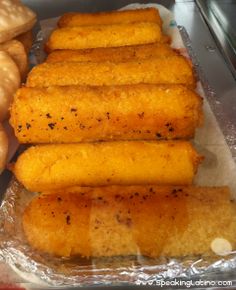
[[26, 56, 195, 88], [13, 141, 202, 192], [45, 22, 161, 52], [23, 186, 236, 257], [46, 43, 177, 63], [160, 34, 171, 44], [58, 8, 162, 28], [10, 85, 203, 143]]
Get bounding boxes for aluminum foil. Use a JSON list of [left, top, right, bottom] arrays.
[[0, 179, 236, 287], [0, 3, 236, 287]]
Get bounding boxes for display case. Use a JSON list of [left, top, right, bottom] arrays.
[[0, 0, 236, 288]]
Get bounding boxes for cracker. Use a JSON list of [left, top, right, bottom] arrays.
[[0, 51, 20, 121], [0, 39, 28, 80], [0, 0, 36, 43]]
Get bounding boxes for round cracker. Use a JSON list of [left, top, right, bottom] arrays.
[[0, 51, 21, 122], [0, 0, 36, 43], [0, 39, 28, 80]]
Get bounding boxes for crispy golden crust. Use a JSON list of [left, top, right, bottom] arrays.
[[160, 34, 171, 44], [26, 56, 196, 88], [46, 43, 177, 63], [10, 84, 203, 143], [23, 186, 236, 257], [13, 141, 202, 192], [45, 22, 162, 52], [58, 8, 162, 28]]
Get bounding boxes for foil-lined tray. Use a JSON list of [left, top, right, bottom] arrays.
[[0, 3, 236, 287], [1, 179, 236, 287]]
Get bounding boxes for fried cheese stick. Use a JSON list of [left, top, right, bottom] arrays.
[[45, 22, 161, 52], [10, 85, 203, 143], [13, 141, 202, 192], [23, 186, 236, 257], [46, 43, 177, 63], [58, 8, 162, 28], [26, 56, 196, 88]]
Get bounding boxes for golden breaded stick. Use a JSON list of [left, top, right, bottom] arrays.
[[160, 34, 171, 44], [13, 141, 202, 192], [0, 124, 8, 173], [23, 186, 236, 257], [10, 85, 203, 143], [26, 56, 195, 88], [45, 22, 161, 52], [58, 8, 162, 28], [46, 43, 177, 63]]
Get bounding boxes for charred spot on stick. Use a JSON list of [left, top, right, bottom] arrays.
[[46, 113, 52, 119], [48, 123, 56, 130], [171, 189, 178, 198], [26, 123, 31, 129], [138, 112, 144, 118], [116, 214, 132, 227], [17, 125, 22, 132], [66, 215, 71, 225]]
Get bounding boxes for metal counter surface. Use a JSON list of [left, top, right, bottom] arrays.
[[0, 0, 235, 288], [196, 0, 236, 79]]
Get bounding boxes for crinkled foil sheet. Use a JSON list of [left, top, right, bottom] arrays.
[[1, 3, 236, 287], [1, 179, 236, 287]]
